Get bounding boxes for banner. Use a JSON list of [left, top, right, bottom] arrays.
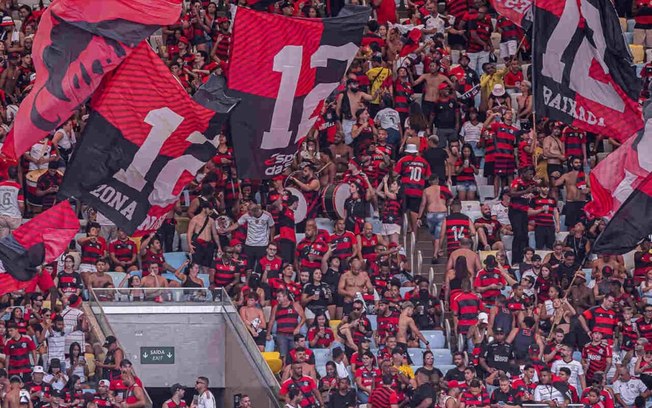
[[585, 102, 652, 218], [491, 0, 532, 28], [0, 201, 79, 295], [1, 0, 181, 161], [59, 44, 236, 236], [532, 0, 643, 142], [592, 173, 652, 254], [226, 6, 370, 178]]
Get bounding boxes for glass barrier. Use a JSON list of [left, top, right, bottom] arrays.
[[90, 287, 226, 304]]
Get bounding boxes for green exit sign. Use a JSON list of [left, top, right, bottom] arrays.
[[140, 347, 175, 364]]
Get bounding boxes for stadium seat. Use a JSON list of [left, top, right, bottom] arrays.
[[312, 349, 332, 367], [367, 314, 378, 331], [619, 17, 627, 32], [461, 200, 481, 215], [315, 218, 334, 233], [107, 272, 126, 288], [420, 330, 446, 349], [555, 231, 569, 242], [432, 348, 453, 365], [624, 250, 636, 271], [438, 364, 456, 376], [528, 231, 536, 248], [535, 250, 553, 261], [627, 19, 635, 32], [474, 175, 488, 186], [582, 268, 593, 282], [129, 270, 142, 278], [407, 348, 424, 366], [624, 32, 634, 44], [329, 320, 341, 332], [164, 252, 188, 270], [478, 185, 495, 202], [262, 352, 283, 375], [630, 44, 645, 63], [572, 350, 582, 362], [162, 272, 181, 283], [479, 250, 498, 263], [296, 233, 305, 243], [197, 274, 210, 287], [400, 287, 414, 298], [179, 234, 189, 252], [501, 235, 513, 251]]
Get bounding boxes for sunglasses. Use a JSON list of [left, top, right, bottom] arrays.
[[196, 381, 206, 385]]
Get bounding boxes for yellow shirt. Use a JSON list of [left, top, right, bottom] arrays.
[[367, 66, 391, 104], [395, 364, 414, 379]]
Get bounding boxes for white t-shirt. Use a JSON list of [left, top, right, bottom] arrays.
[[491, 202, 510, 226], [460, 121, 483, 144], [197, 390, 216, 408], [374, 108, 401, 131], [238, 211, 275, 247], [551, 359, 584, 392], [28, 142, 53, 171], [612, 378, 647, 405], [0, 180, 22, 218], [533, 384, 565, 404]]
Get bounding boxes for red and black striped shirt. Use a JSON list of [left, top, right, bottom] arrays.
[[296, 237, 328, 272], [445, 213, 472, 252], [80, 237, 107, 265], [509, 177, 534, 212], [213, 258, 238, 287], [394, 155, 431, 198], [275, 303, 299, 334], [581, 306, 617, 343], [532, 196, 557, 227], [637, 317, 652, 343], [460, 389, 490, 407], [581, 342, 611, 379], [452, 292, 483, 335], [277, 205, 296, 243], [4, 335, 35, 375], [562, 127, 586, 159], [109, 238, 136, 263], [466, 14, 492, 53], [328, 231, 356, 260], [57, 271, 83, 294], [381, 198, 402, 225], [394, 79, 413, 114]]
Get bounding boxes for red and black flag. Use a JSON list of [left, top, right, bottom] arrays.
[[58, 43, 237, 236], [1, 0, 181, 161], [490, 0, 532, 28], [532, 0, 643, 141], [225, 6, 370, 178], [585, 102, 652, 219], [0, 201, 79, 296], [592, 173, 652, 254]]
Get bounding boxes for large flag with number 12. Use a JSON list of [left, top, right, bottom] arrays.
[[59, 43, 236, 236], [532, 0, 643, 142], [226, 6, 370, 178]]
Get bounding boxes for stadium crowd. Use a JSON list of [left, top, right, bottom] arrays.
[[0, 0, 649, 408]]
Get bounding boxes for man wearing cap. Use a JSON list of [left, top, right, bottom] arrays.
[[480, 326, 515, 380], [394, 144, 431, 233], [164, 384, 187, 408], [96, 336, 123, 382], [92, 380, 112, 408], [26, 366, 51, 408]]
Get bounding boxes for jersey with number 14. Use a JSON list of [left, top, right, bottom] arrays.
[[394, 155, 431, 198], [0, 180, 23, 218]]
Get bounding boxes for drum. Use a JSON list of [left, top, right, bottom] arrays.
[[285, 187, 308, 223], [321, 183, 350, 220], [26, 169, 48, 205]]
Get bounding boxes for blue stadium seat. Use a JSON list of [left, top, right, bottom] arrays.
[[162, 272, 181, 283], [400, 287, 414, 298], [625, 32, 634, 45], [107, 272, 126, 288], [129, 270, 142, 278], [312, 349, 332, 367], [367, 314, 377, 331], [432, 348, 453, 365], [438, 364, 456, 376], [572, 351, 582, 361], [164, 252, 188, 270], [627, 19, 635, 32], [420, 331, 446, 349], [407, 348, 424, 366], [198, 274, 210, 288]]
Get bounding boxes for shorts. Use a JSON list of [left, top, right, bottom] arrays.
[[457, 181, 477, 193], [406, 196, 421, 213], [253, 329, 267, 346], [382, 223, 401, 236], [563, 201, 586, 227], [422, 100, 436, 118], [499, 40, 518, 59], [426, 212, 447, 238], [79, 264, 97, 273], [547, 163, 564, 181], [192, 240, 215, 267]]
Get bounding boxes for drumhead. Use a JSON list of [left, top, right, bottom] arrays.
[[286, 187, 308, 223], [333, 184, 351, 220]]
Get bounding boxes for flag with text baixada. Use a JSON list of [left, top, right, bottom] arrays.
[[0, 0, 181, 161], [226, 6, 370, 178], [59, 43, 235, 236], [532, 0, 643, 142]]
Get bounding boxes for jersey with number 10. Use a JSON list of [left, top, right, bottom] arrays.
[[394, 154, 431, 198]]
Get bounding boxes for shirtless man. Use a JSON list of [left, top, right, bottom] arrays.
[[414, 61, 454, 122], [187, 202, 221, 274], [592, 254, 626, 280], [446, 238, 482, 277], [336, 77, 374, 143], [280, 347, 317, 382], [397, 301, 430, 349], [554, 156, 589, 228], [417, 175, 452, 261], [141, 264, 169, 300], [543, 122, 565, 199], [445, 139, 461, 185], [337, 259, 373, 314], [3, 376, 29, 408], [329, 132, 354, 174], [88, 259, 114, 300]]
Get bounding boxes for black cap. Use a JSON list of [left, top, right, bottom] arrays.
[[532, 254, 542, 262], [50, 358, 61, 368], [103, 335, 117, 347], [281, 1, 292, 8], [484, 255, 497, 267], [170, 383, 184, 394], [494, 327, 505, 334]]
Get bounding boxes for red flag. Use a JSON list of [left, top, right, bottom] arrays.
[[0, 201, 79, 296], [585, 120, 652, 218], [1, 0, 181, 161], [490, 0, 532, 28]]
